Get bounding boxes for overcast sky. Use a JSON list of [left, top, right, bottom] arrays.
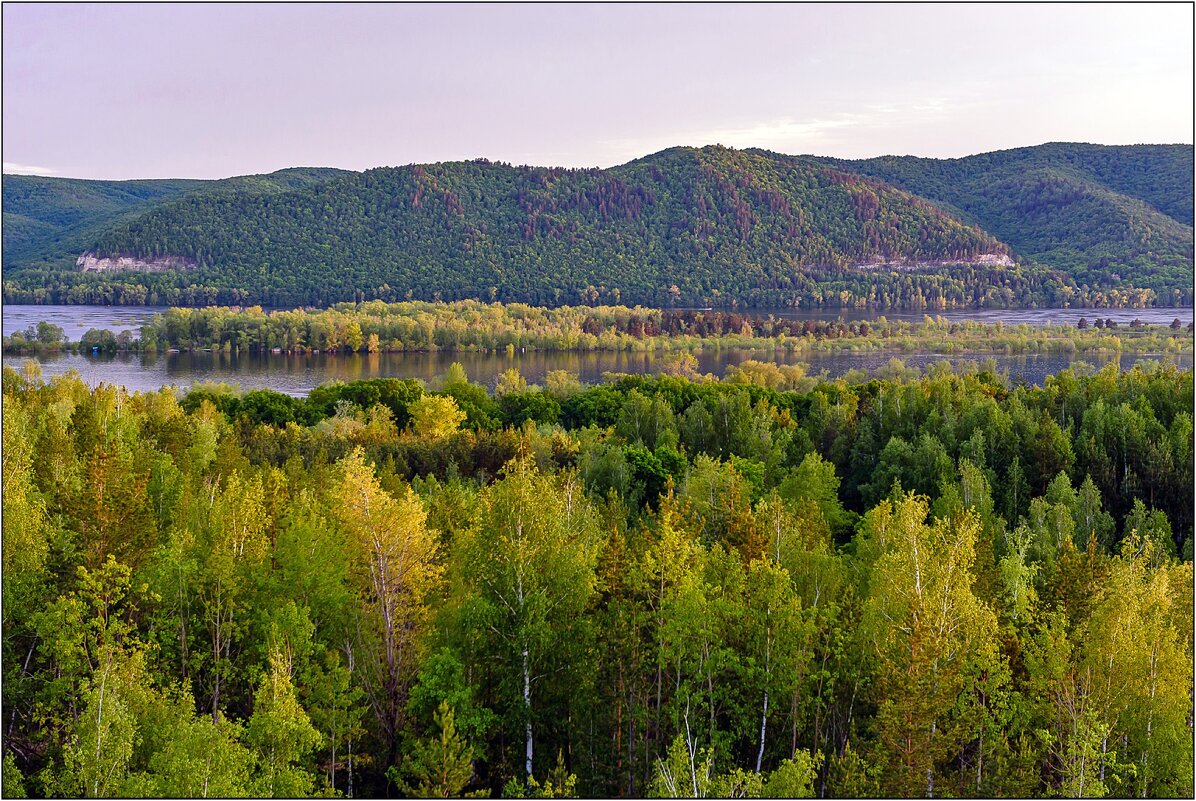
[[3, 3, 1192, 180]]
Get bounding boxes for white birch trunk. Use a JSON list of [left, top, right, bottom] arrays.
[[524, 640, 533, 779], [756, 622, 771, 773]]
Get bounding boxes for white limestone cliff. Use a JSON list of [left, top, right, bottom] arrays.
[[76, 253, 197, 273]]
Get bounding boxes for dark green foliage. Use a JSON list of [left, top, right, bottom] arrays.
[[35, 322, 65, 345], [238, 389, 304, 427], [78, 328, 117, 353], [816, 142, 1194, 303], [622, 445, 670, 510], [304, 377, 425, 428], [1, 168, 349, 279], [179, 384, 242, 418], [9, 147, 1006, 308], [2, 174, 206, 271], [9, 144, 1188, 308], [561, 386, 625, 429], [440, 380, 501, 432], [387, 701, 478, 797], [499, 390, 561, 428]]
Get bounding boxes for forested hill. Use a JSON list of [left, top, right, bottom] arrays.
[[1, 167, 350, 272], [2, 144, 1192, 307], [810, 143, 1194, 303], [5, 147, 1012, 308]]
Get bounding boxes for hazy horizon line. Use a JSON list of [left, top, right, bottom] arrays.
[[5, 140, 1192, 183]]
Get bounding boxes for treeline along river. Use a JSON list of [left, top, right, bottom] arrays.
[[3, 304, 1193, 395]]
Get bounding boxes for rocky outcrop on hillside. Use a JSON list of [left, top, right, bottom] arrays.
[[855, 253, 1015, 270], [77, 253, 197, 273]]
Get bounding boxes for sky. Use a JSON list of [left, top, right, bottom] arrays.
[[3, 3, 1192, 180]]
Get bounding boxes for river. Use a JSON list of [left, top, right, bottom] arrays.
[[3, 304, 1192, 395]]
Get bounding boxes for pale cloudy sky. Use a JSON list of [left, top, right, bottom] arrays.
[[3, 3, 1192, 179]]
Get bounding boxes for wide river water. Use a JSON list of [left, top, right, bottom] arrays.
[[4, 304, 1192, 395]]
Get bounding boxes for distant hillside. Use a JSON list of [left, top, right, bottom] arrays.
[[2, 144, 1191, 308], [811, 143, 1193, 302], [2, 167, 351, 273], [3, 175, 204, 270]]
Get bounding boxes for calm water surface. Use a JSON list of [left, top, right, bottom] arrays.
[[9, 347, 1192, 397], [4, 304, 1192, 395], [2, 304, 166, 339]]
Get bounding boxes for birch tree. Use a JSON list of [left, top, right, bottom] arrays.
[[859, 493, 1000, 797], [461, 458, 600, 780], [331, 447, 441, 763], [197, 470, 271, 722], [1083, 536, 1193, 797], [743, 558, 810, 773]]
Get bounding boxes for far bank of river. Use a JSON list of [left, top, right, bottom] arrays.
[[3, 304, 1193, 395], [4, 304, 1194, 340]]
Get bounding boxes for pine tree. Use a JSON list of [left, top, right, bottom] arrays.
[[389, 700, 476, 798]]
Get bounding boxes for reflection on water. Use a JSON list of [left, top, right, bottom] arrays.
[[5, 302, 1192, 395], [748, 306, 1195, 326], [12, 348, 1192, 397]]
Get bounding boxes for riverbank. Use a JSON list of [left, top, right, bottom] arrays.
[[5, 300, 1192, 358]]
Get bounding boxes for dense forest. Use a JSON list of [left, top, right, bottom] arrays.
[[4, 144, 1191, 308], [4, 356, 1192, 798], [1, 169, 350, 274], [814, 143, 1194, 302]]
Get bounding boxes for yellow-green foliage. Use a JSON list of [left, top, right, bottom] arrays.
[[2, 361, 1191, 799]]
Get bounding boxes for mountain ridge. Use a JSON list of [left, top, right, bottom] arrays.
[[3, 143, 1191, 308]]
